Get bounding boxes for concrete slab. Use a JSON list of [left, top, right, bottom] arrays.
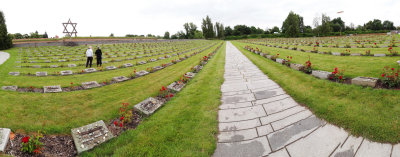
[[331, 136, 363, 157], [219, 118, 261, 131], [213, 136, 271, 157], [218, 128, 258, 142], [354, 139, 392, 157], [218, 105, 267, 122]]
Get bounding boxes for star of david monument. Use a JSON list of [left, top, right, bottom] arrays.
[[62, 18, 77, 37]]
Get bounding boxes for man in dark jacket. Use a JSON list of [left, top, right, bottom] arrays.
[[95, 46, 102, 67]]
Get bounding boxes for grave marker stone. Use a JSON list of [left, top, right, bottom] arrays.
[[0, 128, 11, 152], [185, 72, 196, 78], [167, 81, 185, 92], [135, 70, 149, 77], [61, 70, 73, 76], [123, 63, 133, 67], [2, 86, 17, 91], [43, 85, 62, 93], [153, 66, 163, 72], [290, 63, 305, 71], [36, 71, 48, 77], [84, 68, 97, 73], [32, 65, 41, 68], [106, 66, 117, 70], [374, 54, 386, 57], [312, 70, 332, 79], [351, 77, 379, 87], [138, 61, 147, 65], [81, 81, 101, 89], [9, 72, 20, 76], [134, 97, 164, 116], [71, 120, 114, 154], [112, 76, 129, 82], [68, 64, 77, 67]]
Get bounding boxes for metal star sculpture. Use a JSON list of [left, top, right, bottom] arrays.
[[62, 18, 77, 37]]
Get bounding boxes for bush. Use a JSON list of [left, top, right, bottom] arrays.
[[381, 67, 400, 88]]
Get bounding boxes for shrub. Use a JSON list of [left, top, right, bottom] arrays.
[[304, 58, 312, 73], [330, 67, 345, 82], [21, 131, 44, 154], [381, 67, 400, 88]]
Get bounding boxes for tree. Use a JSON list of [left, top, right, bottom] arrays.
[[193, 30, 204, 39], [215, 22, 224, 39], [271, 26, 280, 33], [201, 15, 215, 39], [383, 20, 395, 30], [0, 10, 12, 50], [183, 22, 197, 39], [43, 32, 48, 38], [109, 33, 114, 37], [313, 16, 321, 36], [365, 19, 383, 30], [163, 31, 170, 39], [224, 26, 233, 36], [233, 25, 251, 35], [331, 17, 345, 32], [320, 14, 332, 35], [281, 11, 300, 37], [14, 33, 23, 39]]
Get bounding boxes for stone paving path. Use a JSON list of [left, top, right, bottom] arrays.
[[0, 51, 10, 65], [213, 42, 398, 157]]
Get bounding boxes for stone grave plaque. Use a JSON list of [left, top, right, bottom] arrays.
[[68, 64, 77, 67], [15, 61, 21, 63], [112, 76, 129, 82], [44, 60, 51, 63], [2, 86, 18, 91], [61, 70, 73, 76], [172, 54, 177, 56], [126, 57, 134, 60], [351, 77, 379, 87], [397, 60, 400, 66], [9, 72, 20, 76], [350, 53, 361, 56], [72, 59, 80, 61], [164, 62, 173, 67], [59, 59, 66, 62], [332, 52, 341, 56], [103, 61, 109, 64], [311, 70, 332, 80], [71, 120, 114, 154], [114, 59, 122, 62], [106, 66, 117, 70], [374, 54, 386, 57], [134, 97, 164, 116], [290, 63, 305, 71], [123, 63, 133, 67], [135, 70, 149, 77], [192, 65, 203, 73], [138, 61, 147, 65], [167, 81, 186, 92], [158, 57, 165, 60], [36, 71, 48, 77], [153, 66, 163, 72], [0, 128, 11, 152], [136, 56, 143, 58], [165, 55, 171, 58], [84, 68, 97, 73], [149, 58, 157, 62], [50, 65, 58, 68], [29, 61, 37, 63], [32, 65, 41, 68], [81, 81, 101, 89], [185, 72, 196, 78], [43, 85, 62, 93], [111, 56, 117, 58], [275, 58, 285, 64]]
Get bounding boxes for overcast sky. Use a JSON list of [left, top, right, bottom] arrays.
[[1, 0, 399, 37]]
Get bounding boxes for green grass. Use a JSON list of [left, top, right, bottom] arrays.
[[237, 42, 400, 78], [232, 41, 400, 143], [0, 41, 222, 134], [81, 42, 226, 157]]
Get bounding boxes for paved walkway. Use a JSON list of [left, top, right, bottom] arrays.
[[213, 42, 398, 157], [0, 51, 10, 65]]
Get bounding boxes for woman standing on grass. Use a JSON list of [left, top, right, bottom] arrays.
[[95, 46, 102, 67]]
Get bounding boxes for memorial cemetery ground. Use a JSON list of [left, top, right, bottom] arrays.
[[0, 40, 225, 156], [231, 35, 400, 143]]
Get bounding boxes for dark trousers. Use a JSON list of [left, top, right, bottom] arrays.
[[96, 56, 102, 67], [86, 57, 93, 67]]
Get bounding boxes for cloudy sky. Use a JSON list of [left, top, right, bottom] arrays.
[[1, 0, 399, 37]]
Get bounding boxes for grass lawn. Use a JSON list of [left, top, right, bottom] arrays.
[[232, 41, 400, 143], [236, 41, 400, 78], [0, 41, 222, 134], [81, 42, 225, 156]]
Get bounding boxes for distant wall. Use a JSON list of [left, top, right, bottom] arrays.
[[12, 39, 165, 47]]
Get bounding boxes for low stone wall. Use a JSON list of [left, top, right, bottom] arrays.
[[12, 39, 188, 47]]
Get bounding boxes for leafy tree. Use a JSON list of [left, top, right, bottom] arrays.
[[281, 11, 300, 37], [271, 26, 280, 33], [383, 20, 395, 30], [320, 14, 332, 35], [331, 17, 345, 32], [365, 19, 383, 30], [43, 32, 48, 38], [171, 34, 178, 39], [201, 15, 215, 39], [233, 25, 251, 35], [215, 22, 224, 39], [0, 10, 12, 50], [193, 30, 204, 39], [109, 33, 114, 37], [163, 31, 170, 39], [14, 33, 23, 39], [183, 22, 198, 39], [304, 26, 312, 33], [224, 26, 233, 36]]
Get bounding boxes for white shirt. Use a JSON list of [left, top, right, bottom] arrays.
[[86, 48, 93, 57]]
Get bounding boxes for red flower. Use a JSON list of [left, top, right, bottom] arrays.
[[162, 86, 166, 91], [119, 122, 123, 127], [120, 116, 124, 121], [392, 68, 395, 71], [339, 76, 342, 80], [22, 136, 29, 143], [103, 81, 106, 84], [277, 53, 279, 56], [165, 95, 169, 98], [70, 82, 73, 85], [114, 121, 118, 126], [381, 73, 385, 77], [169, 93, 174, 97], [374, 43, 376, 45]]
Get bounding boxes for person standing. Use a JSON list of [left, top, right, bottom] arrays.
[[86, 46, 93, 68], [95, 46, 102, 67]]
